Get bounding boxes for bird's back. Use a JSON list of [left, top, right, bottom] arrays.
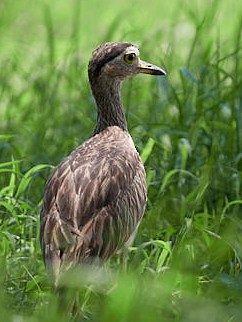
[[40, 126, 147, 284]]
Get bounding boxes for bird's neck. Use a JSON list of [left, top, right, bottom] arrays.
[[91, 77, 127, 135]]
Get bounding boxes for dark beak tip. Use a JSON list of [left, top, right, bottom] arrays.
[[158, 70, 166, 76], [138, 61, 167, 76], [151, 68, 167, 76]]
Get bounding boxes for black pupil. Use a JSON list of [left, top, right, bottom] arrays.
[[128, 53, 135, 61]]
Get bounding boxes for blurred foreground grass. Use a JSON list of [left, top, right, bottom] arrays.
[[0, 0, 242, 321]]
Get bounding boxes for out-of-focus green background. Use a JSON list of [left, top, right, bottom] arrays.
[[1, 0, 242, 321]]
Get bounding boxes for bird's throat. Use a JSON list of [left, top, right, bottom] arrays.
[[92, 78, 127, 135]]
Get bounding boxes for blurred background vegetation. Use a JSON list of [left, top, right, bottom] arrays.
[[0, 0, 242, 321]]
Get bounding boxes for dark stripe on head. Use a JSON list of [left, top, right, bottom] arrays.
[[88, 42, 133, 81]]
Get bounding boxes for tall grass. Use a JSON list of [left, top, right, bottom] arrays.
[[0, 0, 242, 321]]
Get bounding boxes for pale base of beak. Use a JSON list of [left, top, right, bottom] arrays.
[[138, 60, 166, 76]]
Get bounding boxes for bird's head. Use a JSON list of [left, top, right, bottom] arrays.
[[88, 42, 166, 85]]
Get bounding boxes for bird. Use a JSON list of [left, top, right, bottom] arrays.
[[40, 42, 166, 286]]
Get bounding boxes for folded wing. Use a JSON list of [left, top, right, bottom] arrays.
[[40, 127, 147, 284]]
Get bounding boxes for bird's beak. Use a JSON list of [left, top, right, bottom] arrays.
[[138, 60, 166, 76]]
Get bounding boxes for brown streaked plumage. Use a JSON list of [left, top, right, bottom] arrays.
[[40, 42, 166, 285]]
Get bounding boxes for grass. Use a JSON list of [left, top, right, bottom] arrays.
[[0, 0, 242, 321]]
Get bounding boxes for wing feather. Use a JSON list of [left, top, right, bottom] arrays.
[[40, 126, 146, 284]]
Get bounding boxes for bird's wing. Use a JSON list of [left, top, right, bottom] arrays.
[[40, 127, 146, 283]]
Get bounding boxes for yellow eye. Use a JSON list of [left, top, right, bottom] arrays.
[[124, 53, 137, 64]]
